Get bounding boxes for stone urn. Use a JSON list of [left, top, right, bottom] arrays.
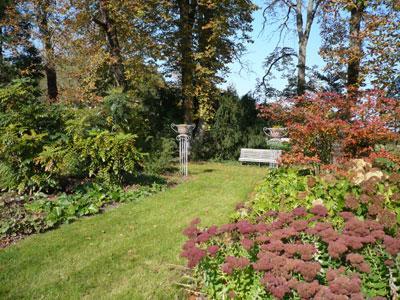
[[263, 127, 288, 139], [171, 124, 195, 135]]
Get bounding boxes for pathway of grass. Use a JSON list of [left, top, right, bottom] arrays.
[[0, 163, 265, 299]]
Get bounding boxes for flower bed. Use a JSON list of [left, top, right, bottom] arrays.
[[0, 183, 165, 248], [180, 160, 400, 299]]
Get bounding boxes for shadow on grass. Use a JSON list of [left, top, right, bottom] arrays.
[[126, 173, 168, 186], [125, 165, 181, 186]]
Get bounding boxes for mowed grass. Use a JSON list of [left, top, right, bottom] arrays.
[[0, 162, 266, 299]]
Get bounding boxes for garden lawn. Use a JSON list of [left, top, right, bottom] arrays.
[[0, 162, 265, 299]]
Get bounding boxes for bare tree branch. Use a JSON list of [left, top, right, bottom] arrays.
[[259, 49, 297, 90]]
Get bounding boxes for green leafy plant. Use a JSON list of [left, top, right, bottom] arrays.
[[34, 108, 145, 186], [102, 88, 148, 136], [244, 162, 400, 231], [144, 137, 176, 175], [0, 192, 47, 242], [0, 79, 64, 192]]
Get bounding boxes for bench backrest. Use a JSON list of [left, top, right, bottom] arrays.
[[240, 148, 281, 160]]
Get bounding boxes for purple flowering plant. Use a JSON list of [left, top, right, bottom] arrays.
[[180, 163, 400, 299]]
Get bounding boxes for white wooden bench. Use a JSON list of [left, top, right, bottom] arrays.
[[238, 148, 282, 167]]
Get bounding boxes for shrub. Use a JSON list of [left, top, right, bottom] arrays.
[[259, 91, 399, 165], [74, 130, 144, 184], [266, 140, 291, 151], [143, 137, 176, 175], [102, 88, 149, 139], [36, 129, 144, 185], [0, 82, 146, 192], [193, 91, 269, 160], [0, 79, 64, 192], [368, 147, 400, 172], [0, 125, 49, 191], [210, 93, 249, 160]]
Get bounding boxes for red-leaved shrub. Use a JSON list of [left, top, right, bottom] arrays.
[[258, 91, 399, 164]]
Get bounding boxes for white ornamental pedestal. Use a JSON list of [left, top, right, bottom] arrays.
[[171, 124, 195, 176]]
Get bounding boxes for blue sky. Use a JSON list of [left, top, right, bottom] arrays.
[[223, 0, 325, 96]]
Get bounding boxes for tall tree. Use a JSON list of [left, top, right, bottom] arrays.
[[0, 1, 8, 69], [58, 0, 164, 100], [320, 0, 400, 94], [262, 0, 323, 96], [295, 0, 323, 95], [195, 0, 255, 123], [34, 0, 58, 100], [3, 0, 60, 99], [165, 0, 256, 124], [91, 0, 127, 91], [0, 3, 14, 84], [346, 0, 364, 90], [177, 0, 197, 123]]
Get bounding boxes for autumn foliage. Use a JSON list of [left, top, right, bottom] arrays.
[[258, 91, 400, 164]]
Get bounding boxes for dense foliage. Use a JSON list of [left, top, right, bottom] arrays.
[[259, 91, 400, 165], [0, 80, 146, 192], [192, 91, 269, 160], [180, 160, 400, 299], [0, 79, 64, 191]]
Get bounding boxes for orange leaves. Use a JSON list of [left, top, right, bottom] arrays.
[[259, 91, 399, 165], [321, 0, 400, 90]]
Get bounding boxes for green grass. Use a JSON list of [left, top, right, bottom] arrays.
[[0, 162, 266, 299]]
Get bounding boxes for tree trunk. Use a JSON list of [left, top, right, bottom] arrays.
[[178, 0, 196, 123], [344, 2, 364, 120], [0, 4, 6, 63], [0, 26, 4, 84], [0, 28, 3, 63], [295, 0, 319, 96], [297, 39, 307, 95], [37, 2, 58, 101], [347, 2, 364, 91], [194, 2, 213, 133], [95, 0, 127, 91]]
